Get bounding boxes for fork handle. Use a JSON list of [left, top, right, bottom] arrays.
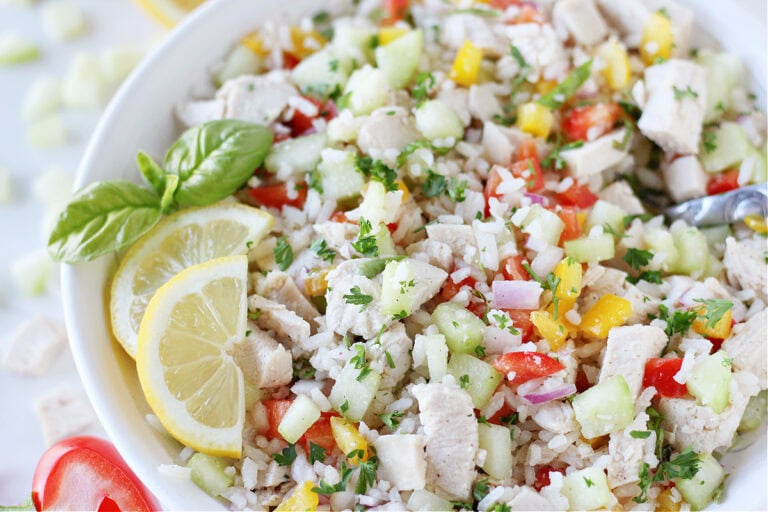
[[663, 184, 768, 227]]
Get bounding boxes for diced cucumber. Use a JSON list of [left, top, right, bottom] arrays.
[[26, 114, 67, 148], [686, 350, 731, 414], [696, 51, 743, 123], [329, 356, 381, 422], [0, 31, 40, 65], [332, 22, 375, 67], [585, 200, 626, 235], [11, 249, 52, 297], [406, 489, 454, 511], [375, 223, 397, 257], [62, 53, 105, 108], [381, 260, 415, 316], [22, 76, 61, 122], [748, 144, 767, 183], [358, 180, 399, 227], [521, 204, 565, 247], [265, 132, 327, 175], [215, 44, 262, 86], [560, 467, 612, 511], [700, 224, 732, 248], [672, 227, 709, 276], [41, 0, 87, 42], [414, 100, 464, 141], [317, 148, 365, 200], [703, 254, 723, 278], [425, 334, 449, 382], [432, 302, 485, 354], [187, 453, 234, 497], [447, 353, 502, 408], [564, 233, 615, 264], [700, 122, 752, 173], [738, 390, 767, 432], [478, 423, 513, 480], [343, 65, 390, 115], [278, 394, 321, 444], [375, 29, 422, 89], [292, 48, 351, 99], [644, 227, 679, 271], [572, 375, 635, 439], [675, 452, 725, 511]]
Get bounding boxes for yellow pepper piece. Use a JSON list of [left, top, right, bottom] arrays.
[[597, 39, 631, 90], [580, 294, 632, 339], [304, 267, 333, 297], [289, 27, 327, 59], [240, 32, 270, 57], [692, 306, 733, 339], [396, 179, 410, 202], [553, 258, 583, 301], [655, 489, 682, 512], [516, 102, 554, 139], [640, 11, 673, 65], [449, 40, 483, 87], [576, 212, 586, 228], [744, 214, 768, 234], [531, 310, 569, 351], [378, 26, 409, 46], [275, 481, 319, 512], [330, 416, 369, 465], [536, 80, 557, 95]]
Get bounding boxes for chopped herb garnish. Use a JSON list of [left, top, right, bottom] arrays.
[[446, 177, 468, 202], [355, 456, 379, 494], [248, 310, 261, 321], [412, 72, 435, 106], [624, 248, 654, 270], [392, 310, 408, 320], [673, 85, 699, 101], [492, 113, 517, 126], [272, 443, 297, 465], [538, 60, 593, 110], [358, 256, 404, 278], [273, 236, 294, 271], [355, 155, 399, 191], [618, 100, 642, 121], [340, 399, 350, 413], [584, 477, 594, 487], [657, 7, 671, 19], [546, 272, 562, 318], [309, 442, 327, 464], [635, 447, 700, 504], [630, 430, 652, 439], [603, 223, 629, 239], [474, 345, 487, 357], [459, 374, 470, 388], [509, 44, 532, 97], [542, 138, 584, 170], [473, 479, 490, 502], [499, 413, 519, 426], [310, 239, 336, 263], [613, 120, 634, 150], [421, 170, 447, 197], [329, 59, 339, 72], [313, 462, 354, 495], [380, 410, 404, 429], [622, 213, 654, 228], [702, 130, 718, 154], [385, 350, 396, 369], [344, 286, 373, 310], [627, 270, 663, 285], [352, 217, 379, 257]]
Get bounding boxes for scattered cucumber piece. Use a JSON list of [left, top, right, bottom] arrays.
[[278, 394, 321, 444], [675, 452, 725, 511], [696, 51, 743, 123], [381, 260, 416, 316], [560, 467, 612, 511], [414, 100, 464, 141], [564, 233, 615, 263], [447, 353, 502, 408], [700, 122, 752, 173], [521, 204, 565, 247], [317, 148, 365, 200], [686, 350, 732, 414], [292, 48, 351, 99], [478, 423, 513, 480], [343, 65, 390, 115], [0, 31, 40, 65], [187, 453, 234, 498], [328, 355, 381, 422], [424, 333, 449, 382], [572, 375, 635, 439], [332, 22, 375, 67], [644, 227, 679, 272], [585, 200, 626, 235], [375, 29, 423, 89], [216, 44, 262, 86], [672, 227, 709, 276], [432, 302, 485, 354], [738, 390, 767, 432], [406, 489, 454, 511], [265, 132, 327, 175]]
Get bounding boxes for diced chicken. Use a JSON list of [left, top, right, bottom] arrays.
[[645, 0, 694, 58], [356, 109, 421, 154], [597, 181, 645, 216], [599, 325, 667, 399], [483, 121, 513, 166], [366, 323, 414, 388], [723, 236, 768, 303], [217, 74, 298, 125], [438, 88, 471, 126], [248, 295, 311, 350], [405, 239, 454, 272], [406, 259, 448, 310], [507, 486, 559, 510], [426, 223, 477, 257], [313, 221, 358, 251], [595, 0, 650, 48], [552, 0, 608, 46], [661, 155, 708, 202], [255, 270, 320, 326], [637, 59, 707, 155], [531, 401, 576, 435], [36, 385, 96, 445], [658, 371, 759, 453], [176, 98, 225, 128], [468, 84, 503, 122], [561, 130, 629, 178], [2, 315, 66, 376], [259, 460, 290, 488], [441, 14, 505, 56], [374, 434, 427, 491], [231, 326, 292, 389], [324, 259, 391, 339], [412, 381, 479, 501], [607, 408, 656, 488], [580, 265, 659, 322], [723, 308, 767, 389]]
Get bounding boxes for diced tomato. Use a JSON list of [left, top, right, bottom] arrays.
[[273, 130, 291, 143], [561, 103, 621, 142], [263, 399, 294, 441], [533, 465, 566, 491], [282, 51, 300, 70], [508, 3, 545, 24], [330, 211, 355, 224], [248, 182, 308, 209], [502, 309, 535, 341], [300, 412, 337, 454], [483, 167, 504, 216], [288, 96, 338, 137], [517, 139, 539, 161], [510, 158, 545, 192], [557, 208, 582, 244], [487, 403, 518, 425], [467, 300, 488, 320], [383, 0, 409, 24], [386, 222, 398, 234], [440, 275, 477, 301], [556, 183, 599, 209], [706, 169, 740, 195], [501, 255, 530, 281], [575, 369, 591, 393], [643, 358, 689, 398], [492, 351, 565, 385], [707, 337, 725, 353]]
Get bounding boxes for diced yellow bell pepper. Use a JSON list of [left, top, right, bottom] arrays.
[[640, 11, 673, 65], [241, 32, 270, 57], [553, 258, 583, 301], [536, 80, 557, 95], [378, 26, 409, 46], [396, 179, 410, 202], [744, 214, 768, 234], [275, 481, 319, 512], [597, 39, 631, 90], [655, 489, 682, 512], [330, 416, 368, 465], [289, 27, 327, 59], [576, 212, 586, 228], [304, 268, 333, 297], [546, 299, 578, 336], [531, 310, 569, 351], [692, 306, 732, 339], [449, 40, 483, 87], [516, 102, 554, 139], [580, 294, 632, 339]]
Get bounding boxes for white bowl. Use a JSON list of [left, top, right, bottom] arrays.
[[62, 0, 767, 510]]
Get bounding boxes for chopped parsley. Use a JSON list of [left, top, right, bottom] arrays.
[[673, 85, 699, 101], [492, 113, 516, 126], [358, 256, 404, 278], [340, 399, 350, 413], [313, 462, 354, 495], [396, 140, 451, 167], [385, 350, 396, 369], [344, 286, 373, 310], [273, 236, 294, 271], [627, 270, 663, 285], [657, 7, 671, 19], [310, 239, 336, 263], [248, 310, 261, 321], [702, 130, 718, 153], [421, 170, 447, 197], [309, 442, 327, 464], [355, 456, 379, 494], [602, 223, 629, 239], [546, 272, 562, 318], [623, 248, 654, 270], [329, 59, 339, 72], [473, 479, 490, 502], [537, 60, 593, 110], [499, 412, 519, 426], [474, 345, 487, 357], [509, 44, 532, 97], [412, 72, 435, 106], [352, 217, 379, 257], [446, 177, 468, 202], [693, 298, 733, 329], [349, 344, 373, 381], [542, 138, 584, 170], [635, 448, 700, 504], [354, 155, 399, 191], [630, 430, 652, 439], [613, 120, 634, 150], [459, 374, 470, 389], [618, 100, 642, 121], [380, 410, 404, 429], [392, 310, 408, 320], [272, 443, 297, 465], [584, 477, 594, 488], [658, 303, 698, 339]]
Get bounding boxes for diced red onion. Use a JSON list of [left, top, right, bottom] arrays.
[[524, 192, 549, 206], [523, 384, 577, 405], [492, 280, 543, 310]]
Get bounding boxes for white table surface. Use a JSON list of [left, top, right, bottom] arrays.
[[0, 1, 162, 505]]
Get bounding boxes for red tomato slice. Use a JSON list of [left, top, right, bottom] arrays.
[[282, 51, 300, 70], [288, 96, 337, 137], [32, 436, 158, 512], [248, 182, 308, 209], [300, 412, 338, 454], [263, 399, 293, 441], [706, 169, 740, 195], [501, 309, 535, 342], [517, 139, 539, 161], [383, 0, 409, 24], [486, 403, 518, 425], [561, 103, 621, 142], [440, 275, 477, 301], [556, 183, 599, 208], [501, 255, 530, 281], [510, 158, 545, 192], [492, 351, 565, 385], [533, 465, 566, 491], [643, 358, 689, 398], [557, 208, 582, 244], [483, 167, 504, 216]]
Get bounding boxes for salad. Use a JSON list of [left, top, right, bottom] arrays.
[[49, 0, 767, 511]]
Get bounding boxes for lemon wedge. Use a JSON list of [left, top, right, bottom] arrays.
[[136, 255, 248, 458], [110, 203, 273, 358], [134, 0, 206, 27]]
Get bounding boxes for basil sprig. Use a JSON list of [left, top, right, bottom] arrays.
[[48, 119, 273, 263]]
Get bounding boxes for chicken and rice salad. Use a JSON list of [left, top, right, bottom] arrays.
[[49, 0, 768, 510]]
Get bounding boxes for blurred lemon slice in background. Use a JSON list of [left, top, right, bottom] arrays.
[[136, 255, 248, 458], [134, 0, 207, 27]]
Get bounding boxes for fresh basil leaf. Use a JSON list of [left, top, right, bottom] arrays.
[[538, 59, 593, 109], [164, 120, 273, 207], [136, 151, 166, 196], [48, 181, 162, 262], [160, 174, 179, 213]]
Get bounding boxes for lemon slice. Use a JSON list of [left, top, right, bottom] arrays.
[[110, 203, 273, 358], [134, 0, 206, 27], [136, 255, 248, 457]]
